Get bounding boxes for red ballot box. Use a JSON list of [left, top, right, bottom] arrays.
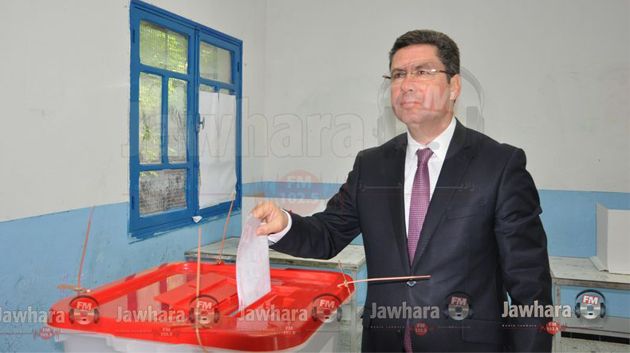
[[48, 262, 354, 352]]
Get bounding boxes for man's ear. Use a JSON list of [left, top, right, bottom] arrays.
[[449, 74, 462, 101]]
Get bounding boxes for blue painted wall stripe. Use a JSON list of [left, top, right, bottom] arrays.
[[243, 182, 630, 258], [243, 181, 341, 199]]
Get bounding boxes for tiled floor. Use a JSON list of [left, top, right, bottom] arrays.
[[336, 323, 629, 353], [555, 337, 630, 353]]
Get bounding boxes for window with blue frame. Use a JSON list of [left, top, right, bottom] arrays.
[[129, 0, 242, 239]]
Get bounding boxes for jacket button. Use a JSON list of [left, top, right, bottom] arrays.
[[407, 280, 416, 287]]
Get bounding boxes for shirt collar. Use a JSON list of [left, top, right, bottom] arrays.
[[406, 117, 457, 161]]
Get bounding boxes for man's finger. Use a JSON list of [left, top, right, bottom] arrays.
[[251, 201, 272, 219], [256, 222, 274, 236]]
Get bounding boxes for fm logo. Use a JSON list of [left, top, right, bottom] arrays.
[[189, 295, 220, 328], [311, 293, 343, 323], [574, 290, 606, 320], [445, 292, 472, 320], [68, 295, 99, 325]]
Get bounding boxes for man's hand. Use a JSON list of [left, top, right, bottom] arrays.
[[251, 201, 289, 235]]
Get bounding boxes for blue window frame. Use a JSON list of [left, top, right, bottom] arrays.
[[129, 0, 242, 239]]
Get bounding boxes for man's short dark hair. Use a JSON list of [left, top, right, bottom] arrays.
[[389, 29, 460, 80]]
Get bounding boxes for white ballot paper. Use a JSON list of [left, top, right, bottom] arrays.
[[236, 216, 271, 310]]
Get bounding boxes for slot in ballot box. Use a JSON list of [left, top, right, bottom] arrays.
[[48, 262, 354, 352]]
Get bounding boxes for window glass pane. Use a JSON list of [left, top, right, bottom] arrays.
[[216, 47, 232, 83], [139, 169, 187, 215], [168, 79, 187, 163], [199, 42, 232, 83], [139, 73, 162, 164], [219, 88, 231, 95], [140, 21, 188, 74]]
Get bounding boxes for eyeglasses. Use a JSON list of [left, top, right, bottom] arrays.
[[383, 68, 451, 84]]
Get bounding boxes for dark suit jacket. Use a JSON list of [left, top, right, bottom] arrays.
[[271, 121, 552, 352]]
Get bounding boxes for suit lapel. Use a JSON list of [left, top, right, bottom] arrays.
[[386, 133, 410, 271], [411, 121, 475, 270]]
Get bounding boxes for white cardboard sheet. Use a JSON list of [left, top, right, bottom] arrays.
[[198, 91, 237, 208]]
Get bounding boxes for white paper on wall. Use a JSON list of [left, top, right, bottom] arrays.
[[236, 216, 271, 310], [198, 91, 237, 209]]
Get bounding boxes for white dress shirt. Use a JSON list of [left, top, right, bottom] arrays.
[[268, 117, 457, 242]]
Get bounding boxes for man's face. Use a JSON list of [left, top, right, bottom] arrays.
[[389, 44, 460, 128]]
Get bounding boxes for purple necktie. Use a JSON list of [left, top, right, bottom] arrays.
[[407, 148, 433, 263], [404, 147, 432, 353]]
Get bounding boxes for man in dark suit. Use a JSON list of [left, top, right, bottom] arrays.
[[253, 30, 552, 352]]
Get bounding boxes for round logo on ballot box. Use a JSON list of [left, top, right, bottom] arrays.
[[189, 295, 220, 328], [311, 293, 343, 323], [68, 295, 100, 325]]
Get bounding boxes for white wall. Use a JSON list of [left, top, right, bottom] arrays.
[[0, 0, 267, 222], [263, 0, 630, 193], [0, 0, 130, 221], [1, 0, 628, 223]]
